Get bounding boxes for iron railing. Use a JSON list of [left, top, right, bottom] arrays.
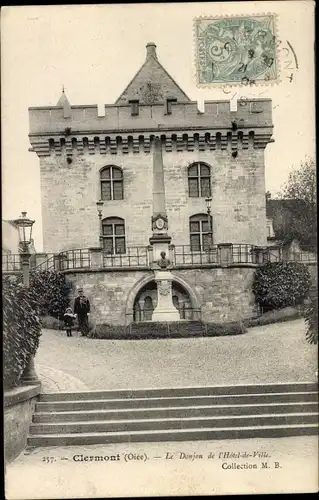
[[173, 245, 219, 265], [133, 307, 201, 323], [2, 245, 317, 274], [102, 246, 149, 268], [34, 254, 55, 271], [260, 247, 317, 264], [59, 249, 91, 270], [2, 253, 22, 272]]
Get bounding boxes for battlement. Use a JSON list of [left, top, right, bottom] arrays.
[[29, 99, 272, 136]]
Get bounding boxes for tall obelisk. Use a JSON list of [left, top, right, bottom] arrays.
[[150, 136, 180, 321], [149, 135, 171, 261]]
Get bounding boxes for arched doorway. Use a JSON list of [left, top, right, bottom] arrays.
[[133, 279, 194, 322]]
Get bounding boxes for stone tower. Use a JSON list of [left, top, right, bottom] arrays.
[[29, 42, 273, 254]]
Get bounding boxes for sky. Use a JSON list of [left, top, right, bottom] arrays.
[[1, 2, 315, 251]]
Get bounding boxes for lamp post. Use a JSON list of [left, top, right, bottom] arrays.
[[205, 196, 213, 251], [13, 211, 39, 385], [96, 200, 104, 249]]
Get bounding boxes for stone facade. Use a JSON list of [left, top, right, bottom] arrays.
[[37, 148, 267, 253], [65, 266, 257, 326]]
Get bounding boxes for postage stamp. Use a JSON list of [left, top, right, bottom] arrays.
[[195, 15, 278, 86]]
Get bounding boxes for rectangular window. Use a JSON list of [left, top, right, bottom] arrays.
[[190, 234, 201, 252], [202, 220, 210, 233], [101, 181, 111, 201], [200, 178, 211, 197], [115, 224, 125, 235], [189, 178, 199, 197], [190, 221, 200, 233], [115, 237, 126, 254], [202, 233, 211, 251], [113, 181, 124, 200], [129, 100, 139, 116], [103, 238, 113, 254], [166, 98, 177, 115]]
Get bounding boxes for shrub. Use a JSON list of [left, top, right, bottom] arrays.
[[304, 294, 318, 344], [92, 320, 246, 339], [41, 315, 62, 330], [3, 277, 42, 389], [252, 262, 311, 310], [29, 270, 71, 318], [244, 307, 302, 328], [206, 321, 246, 336]]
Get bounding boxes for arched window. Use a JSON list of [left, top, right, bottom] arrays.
[[100, 166, 123, 201], [188, 162, 211, 198], [189, 214, 212, 251], [102, 217, 126, 254]]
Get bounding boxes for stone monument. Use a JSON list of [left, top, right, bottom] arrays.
[[149, 138, 180, 321]]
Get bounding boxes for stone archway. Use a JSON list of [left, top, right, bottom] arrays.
[[126, 273, 200, 324]]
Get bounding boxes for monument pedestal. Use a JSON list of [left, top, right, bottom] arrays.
[[152, 270, 180, 322]]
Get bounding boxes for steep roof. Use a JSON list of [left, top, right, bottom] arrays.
[[115, 42, 191, 105], [57, 87, 71, 107]]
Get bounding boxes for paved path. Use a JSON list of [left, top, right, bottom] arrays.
[[34, 319, 317, 391], [5, 436, 318, 498], [35, 365, 89, 393]]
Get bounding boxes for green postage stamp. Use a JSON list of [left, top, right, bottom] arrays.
[[195, 15, 278, 86]]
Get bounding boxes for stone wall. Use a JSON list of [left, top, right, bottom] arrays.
[[175, 267, 257, 323], [64, 265, 257, 327], [39, 147, 267, 253], [66, 270, 153, 325], [4, 385, 41, 463]]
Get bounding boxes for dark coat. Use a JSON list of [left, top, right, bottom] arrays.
[[74, 296, 90, 315], [64, 312, 75, 328]]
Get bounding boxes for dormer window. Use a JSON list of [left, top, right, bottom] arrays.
[[166, 98, 177, 115], [129, 100, 139, 116]]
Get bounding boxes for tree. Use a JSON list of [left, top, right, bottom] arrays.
[[278, 158, 317, 248], [29, 270, 71, 319]]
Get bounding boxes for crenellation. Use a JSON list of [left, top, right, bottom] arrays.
[[29, 98, 273, 137]]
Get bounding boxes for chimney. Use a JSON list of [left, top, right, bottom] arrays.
[[146, 42, 157, 60]]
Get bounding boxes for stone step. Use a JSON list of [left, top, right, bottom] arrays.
[[35, 392, 318, 413], [29, 412, 318, 435], [33, 402, 318, 423], [38, 382, 318, 401], [27, 424, 319, 447]]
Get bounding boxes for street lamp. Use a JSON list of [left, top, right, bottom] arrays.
[[96, 200, 104, 249], [13, 211, 39, 385], [205, 196, 213, 250]]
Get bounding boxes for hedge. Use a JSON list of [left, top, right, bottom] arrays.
[[3, 277, 42, 389], [92, 320, 246, 339], [252, 261, 311, 310]]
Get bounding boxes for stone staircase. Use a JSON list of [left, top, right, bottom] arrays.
[[28, 382, 318, 447]]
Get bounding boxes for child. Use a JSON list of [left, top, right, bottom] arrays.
[[63, 307, 76, 337]]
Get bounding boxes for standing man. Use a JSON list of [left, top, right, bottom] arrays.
[[74, 287, 90, 337]]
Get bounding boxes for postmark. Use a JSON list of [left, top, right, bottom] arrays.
[[195, 15, 278, 86]]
